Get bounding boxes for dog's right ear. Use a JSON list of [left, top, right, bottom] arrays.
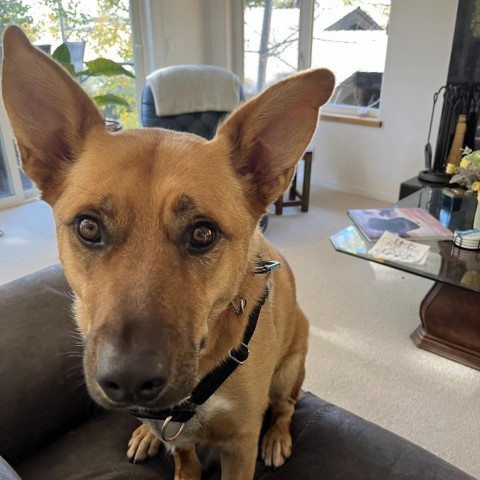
[[1, 25, 105, 204], [216, 68, 334, 214]]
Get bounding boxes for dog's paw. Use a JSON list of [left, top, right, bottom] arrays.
[[261, 424, 292, 469], [127, 424, 161, 463]]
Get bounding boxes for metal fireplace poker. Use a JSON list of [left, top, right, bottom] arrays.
[[420, 83, 480, 185]]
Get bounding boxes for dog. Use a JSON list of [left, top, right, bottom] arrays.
[[2, 25, 334, 480]]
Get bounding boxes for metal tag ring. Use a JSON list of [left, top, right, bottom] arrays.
[[160, 415, 185, 442]]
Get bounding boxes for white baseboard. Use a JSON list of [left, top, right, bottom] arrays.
[[312, 179, 396, 203]]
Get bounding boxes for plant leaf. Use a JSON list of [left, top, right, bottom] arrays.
[[84, 58, 135, 78], [61, 62, 77, 78], [52, 43, 71, 64], [93, 94, 130, 108]]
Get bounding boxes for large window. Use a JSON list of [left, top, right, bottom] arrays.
[[244, 1, 300, 96], [0, 142, 13, 200], [0, 0, 136, 208], [243, 0, 391, 116]]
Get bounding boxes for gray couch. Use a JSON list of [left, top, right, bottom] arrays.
[[0, 265, 475, 479]]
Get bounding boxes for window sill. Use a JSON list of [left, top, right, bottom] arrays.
[[319, 112, 383, 128]]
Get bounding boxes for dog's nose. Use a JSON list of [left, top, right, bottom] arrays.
[[95, 341, 169, 405]]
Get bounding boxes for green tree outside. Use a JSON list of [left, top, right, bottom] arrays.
[[1, 0, 138, 128]]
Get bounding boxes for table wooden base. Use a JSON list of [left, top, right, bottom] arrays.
[[411, 282, 480, 371]]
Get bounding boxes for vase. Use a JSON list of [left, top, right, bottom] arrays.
[[474, 201, 480, 229]]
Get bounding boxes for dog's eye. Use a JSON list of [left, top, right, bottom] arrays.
[[76, 216, 103, 245], [188, 222, 218, 253]]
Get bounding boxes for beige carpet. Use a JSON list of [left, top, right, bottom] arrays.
[[266, 186, 480, 479]]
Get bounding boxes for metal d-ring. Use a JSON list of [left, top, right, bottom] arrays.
[[160, 416, 185, 442]]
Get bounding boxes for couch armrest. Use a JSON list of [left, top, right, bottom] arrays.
[[252, 392, 474, 479], [0, 265, 93, 463]]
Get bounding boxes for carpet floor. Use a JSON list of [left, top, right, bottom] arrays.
[[266, 186, 480, 479]]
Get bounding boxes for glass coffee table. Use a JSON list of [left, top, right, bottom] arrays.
[[330, 187, 480, 370]]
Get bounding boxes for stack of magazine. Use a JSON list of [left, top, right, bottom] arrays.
[[347, 207, 453, 242]]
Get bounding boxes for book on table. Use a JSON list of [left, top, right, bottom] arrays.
[[347, 207, 453, 242]]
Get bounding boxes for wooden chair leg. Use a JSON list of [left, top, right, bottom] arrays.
[[273, 150, 312, 214], [274, 195, 283, 215], [301, 152, 312, 212], [289, 172, 297, 200]]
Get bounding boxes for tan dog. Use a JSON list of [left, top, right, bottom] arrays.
[[2, 25, 334, 480]]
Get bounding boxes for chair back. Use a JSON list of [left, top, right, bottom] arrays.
[[141, 65, 243, 140]]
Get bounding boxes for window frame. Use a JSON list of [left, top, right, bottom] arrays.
[[236, 0, 386, 123], [0, 102, 38, 210]]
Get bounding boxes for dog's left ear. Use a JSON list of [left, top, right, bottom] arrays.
[[217, 68, 334, 211], [1, 25, 105, 204]]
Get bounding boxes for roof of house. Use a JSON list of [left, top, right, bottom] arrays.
[[326, 7, 383, 31]]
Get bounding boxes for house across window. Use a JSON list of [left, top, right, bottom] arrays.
[[312, 0, 391, 114], [243, 0, 391, 116]]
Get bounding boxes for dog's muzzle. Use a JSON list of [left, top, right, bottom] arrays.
[[95, 339, 170, 405]]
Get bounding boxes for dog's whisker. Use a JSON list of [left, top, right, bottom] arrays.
[[72, 379, 88, 393], [65, 369, 85, 381], [56, 350, 83, 356]]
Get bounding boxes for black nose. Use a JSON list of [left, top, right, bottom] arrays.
[[95, 341, 169, 405]]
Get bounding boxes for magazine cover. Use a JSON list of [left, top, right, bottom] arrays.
[[347, 207, 453, 241]]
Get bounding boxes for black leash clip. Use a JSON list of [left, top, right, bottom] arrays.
[[254, 260, 281, 275]]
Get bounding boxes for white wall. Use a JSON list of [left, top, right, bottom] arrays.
[[312, 0, 459, 202], [154, 0, 205, 66], [132, 0, 234, 73]]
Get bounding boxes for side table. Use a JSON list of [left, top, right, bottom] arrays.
[[411, 243, 480, 369], [330, 187, 480, 370]]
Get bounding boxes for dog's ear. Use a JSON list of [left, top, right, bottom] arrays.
[[1, 25, 105, 204], [217, 68, 334, 211]]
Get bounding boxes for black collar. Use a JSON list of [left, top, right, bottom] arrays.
[[129, 286, 269, 424]]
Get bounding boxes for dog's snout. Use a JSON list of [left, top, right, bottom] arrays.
[[95, 341, 170, 405]]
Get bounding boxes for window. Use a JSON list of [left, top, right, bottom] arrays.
[[242, 0, 391, 118], [0, 143, 13, 200], [0, 96, 34, 208], [312, 0, 390, 116], [244, 1, 301, 97], [0, 0, 137, 208]]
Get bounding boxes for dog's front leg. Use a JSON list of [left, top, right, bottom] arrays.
[[127, 423, 161, 463], [173, 445, 201, 480], [220, 434, 259, 480]]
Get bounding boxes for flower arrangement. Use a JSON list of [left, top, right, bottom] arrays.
[[446, 147, 480, 202]]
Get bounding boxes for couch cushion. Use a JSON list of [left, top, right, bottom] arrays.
[[254, 392, 475, 480], [0, 265, 93, 464], [13, 392, 474, 480], [15, 412, 171, 480]]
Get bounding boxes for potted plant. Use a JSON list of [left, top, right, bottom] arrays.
[[51, 43, 135, 131]]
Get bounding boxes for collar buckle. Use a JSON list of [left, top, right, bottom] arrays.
[[229, 342, 249, 365], [254, 260, 281, 275]]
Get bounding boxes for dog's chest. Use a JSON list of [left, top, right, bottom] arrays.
[[145, 394, 233, 448]]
